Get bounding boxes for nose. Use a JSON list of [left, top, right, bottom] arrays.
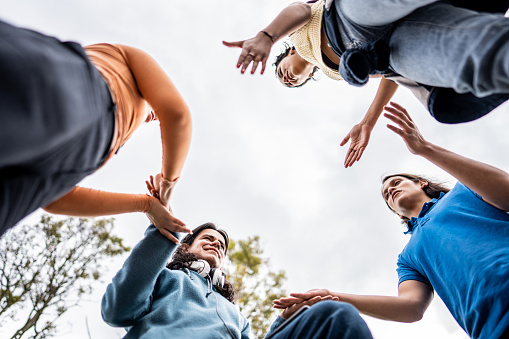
[[210, 239, 222, 252], [387, 186, 397, 199]]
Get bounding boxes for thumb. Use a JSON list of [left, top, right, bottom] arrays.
[[340, 134, 350, 147], [223, 40, 244, 48]]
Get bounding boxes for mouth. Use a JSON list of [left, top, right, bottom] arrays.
[[205, 247, 221, 258]]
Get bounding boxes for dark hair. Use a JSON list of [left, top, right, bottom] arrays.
[[273, 41, 319, 88], [381, 173, 451, 224], [166, 223, 236, 303]]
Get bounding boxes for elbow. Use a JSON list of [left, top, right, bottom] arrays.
[[101, 297, 134, 327], [400, 304, 427, 323], [401, 311, 424, 323], [42, 201, 62, 215], [158, 105, 191, 126]]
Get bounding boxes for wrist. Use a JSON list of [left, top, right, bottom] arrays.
[[140, 194, 152, 213], [259, 30, 277, 44], [415, 140, 435, 157]]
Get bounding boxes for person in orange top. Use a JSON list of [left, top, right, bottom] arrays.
[[0, 20, 191, 242]]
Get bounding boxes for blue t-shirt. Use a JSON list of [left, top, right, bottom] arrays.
[[397, 182, 509, 339]]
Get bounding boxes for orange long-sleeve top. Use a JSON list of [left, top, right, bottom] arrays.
[[45, 44, 153, 215]]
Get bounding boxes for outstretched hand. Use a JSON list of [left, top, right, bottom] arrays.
[[273, 289, 333, 309], [223, 31, 273, 75], [383, 102, 428, 155], [340, 123, 373, 168], [145, 196, 191, 244]]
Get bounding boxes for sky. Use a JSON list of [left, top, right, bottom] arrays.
[[1, 1, 509, 338]]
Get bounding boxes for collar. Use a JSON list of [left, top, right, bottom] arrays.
[[405, 192, 446, 234]]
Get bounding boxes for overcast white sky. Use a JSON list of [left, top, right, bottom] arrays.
[[1, 1, 509, 338]]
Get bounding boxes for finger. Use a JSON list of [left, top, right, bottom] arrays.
[[384, 105, 411, 125], [251, 60, 259, 74], [274, 299, 302, 306], [290, 293, 312, 299], [354, 147, 365, 163], [157, 228, 180, 245], [304, 296, 322, 305], [384, 112, 410, 130], [260, 59, 267, 75], [222, 40, 244, 48], [275, 297, 302, 304], [240, 57, 253, 74], [386, 124, 404, 136], [339, 134, 350, 147], [389, 101, 407, 115], [171, 222, 192, 234], [169, 215, 186, 227], [273, 304, 286, 309], [344, 148, 357, 168]]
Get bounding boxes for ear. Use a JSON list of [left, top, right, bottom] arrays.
[[420, 180, 429, 188]]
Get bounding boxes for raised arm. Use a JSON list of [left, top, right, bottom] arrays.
[[120, 45, 192, 184], [43, 187, 190, 243], [274, 280, 433, 323], [384, 102, 509, 211], [341, 77, 399, 168], [223, 2, 312, 74], [102, 225, 178, 326]]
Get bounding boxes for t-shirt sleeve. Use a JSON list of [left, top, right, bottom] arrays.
[[396, 255, 431, 286]]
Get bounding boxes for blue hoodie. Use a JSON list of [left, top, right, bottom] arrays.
[[102, 225, 252, 338]]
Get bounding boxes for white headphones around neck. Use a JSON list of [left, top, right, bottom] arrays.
[[187, 259, 226, 288]]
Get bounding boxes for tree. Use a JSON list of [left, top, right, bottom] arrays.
[[225, 236, 287, 339], [0, 215, 130, 339]]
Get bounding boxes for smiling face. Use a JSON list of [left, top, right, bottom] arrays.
[[187, 229, 226, 269], [382, 176, 431, 219], [276, 49, 316, 87]]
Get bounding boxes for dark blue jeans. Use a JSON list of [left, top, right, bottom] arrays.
[[0, 19, 115, 235], [336, 0, 509, 96], [271, 301, 373, 339]]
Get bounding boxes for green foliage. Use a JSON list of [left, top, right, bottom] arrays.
[[0, 215, 130, 339], [225, 236, 287, 339]]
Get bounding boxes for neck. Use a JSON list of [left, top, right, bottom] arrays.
[[405, 197, 432, 219]]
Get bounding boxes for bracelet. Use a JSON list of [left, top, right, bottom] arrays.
[[261, 30, 277, 43]]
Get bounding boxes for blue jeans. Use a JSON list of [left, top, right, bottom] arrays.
[[270, 301, 373, 339], [337, 0, 509, 96], [0, 19, 115, 235]]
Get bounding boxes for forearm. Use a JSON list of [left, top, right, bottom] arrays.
[[158, 107, 192, 181], [262, 2, 312, 42], [362, 78, 399, 127], [43, 186, 150, 216], [332, 292, 425, 322], [417, 142, 509, 211]]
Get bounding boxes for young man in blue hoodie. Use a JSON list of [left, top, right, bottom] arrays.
[[102, 222, 373, 338]]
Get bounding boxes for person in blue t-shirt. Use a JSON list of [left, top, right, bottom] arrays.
[[274, 102, 509, 339]]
